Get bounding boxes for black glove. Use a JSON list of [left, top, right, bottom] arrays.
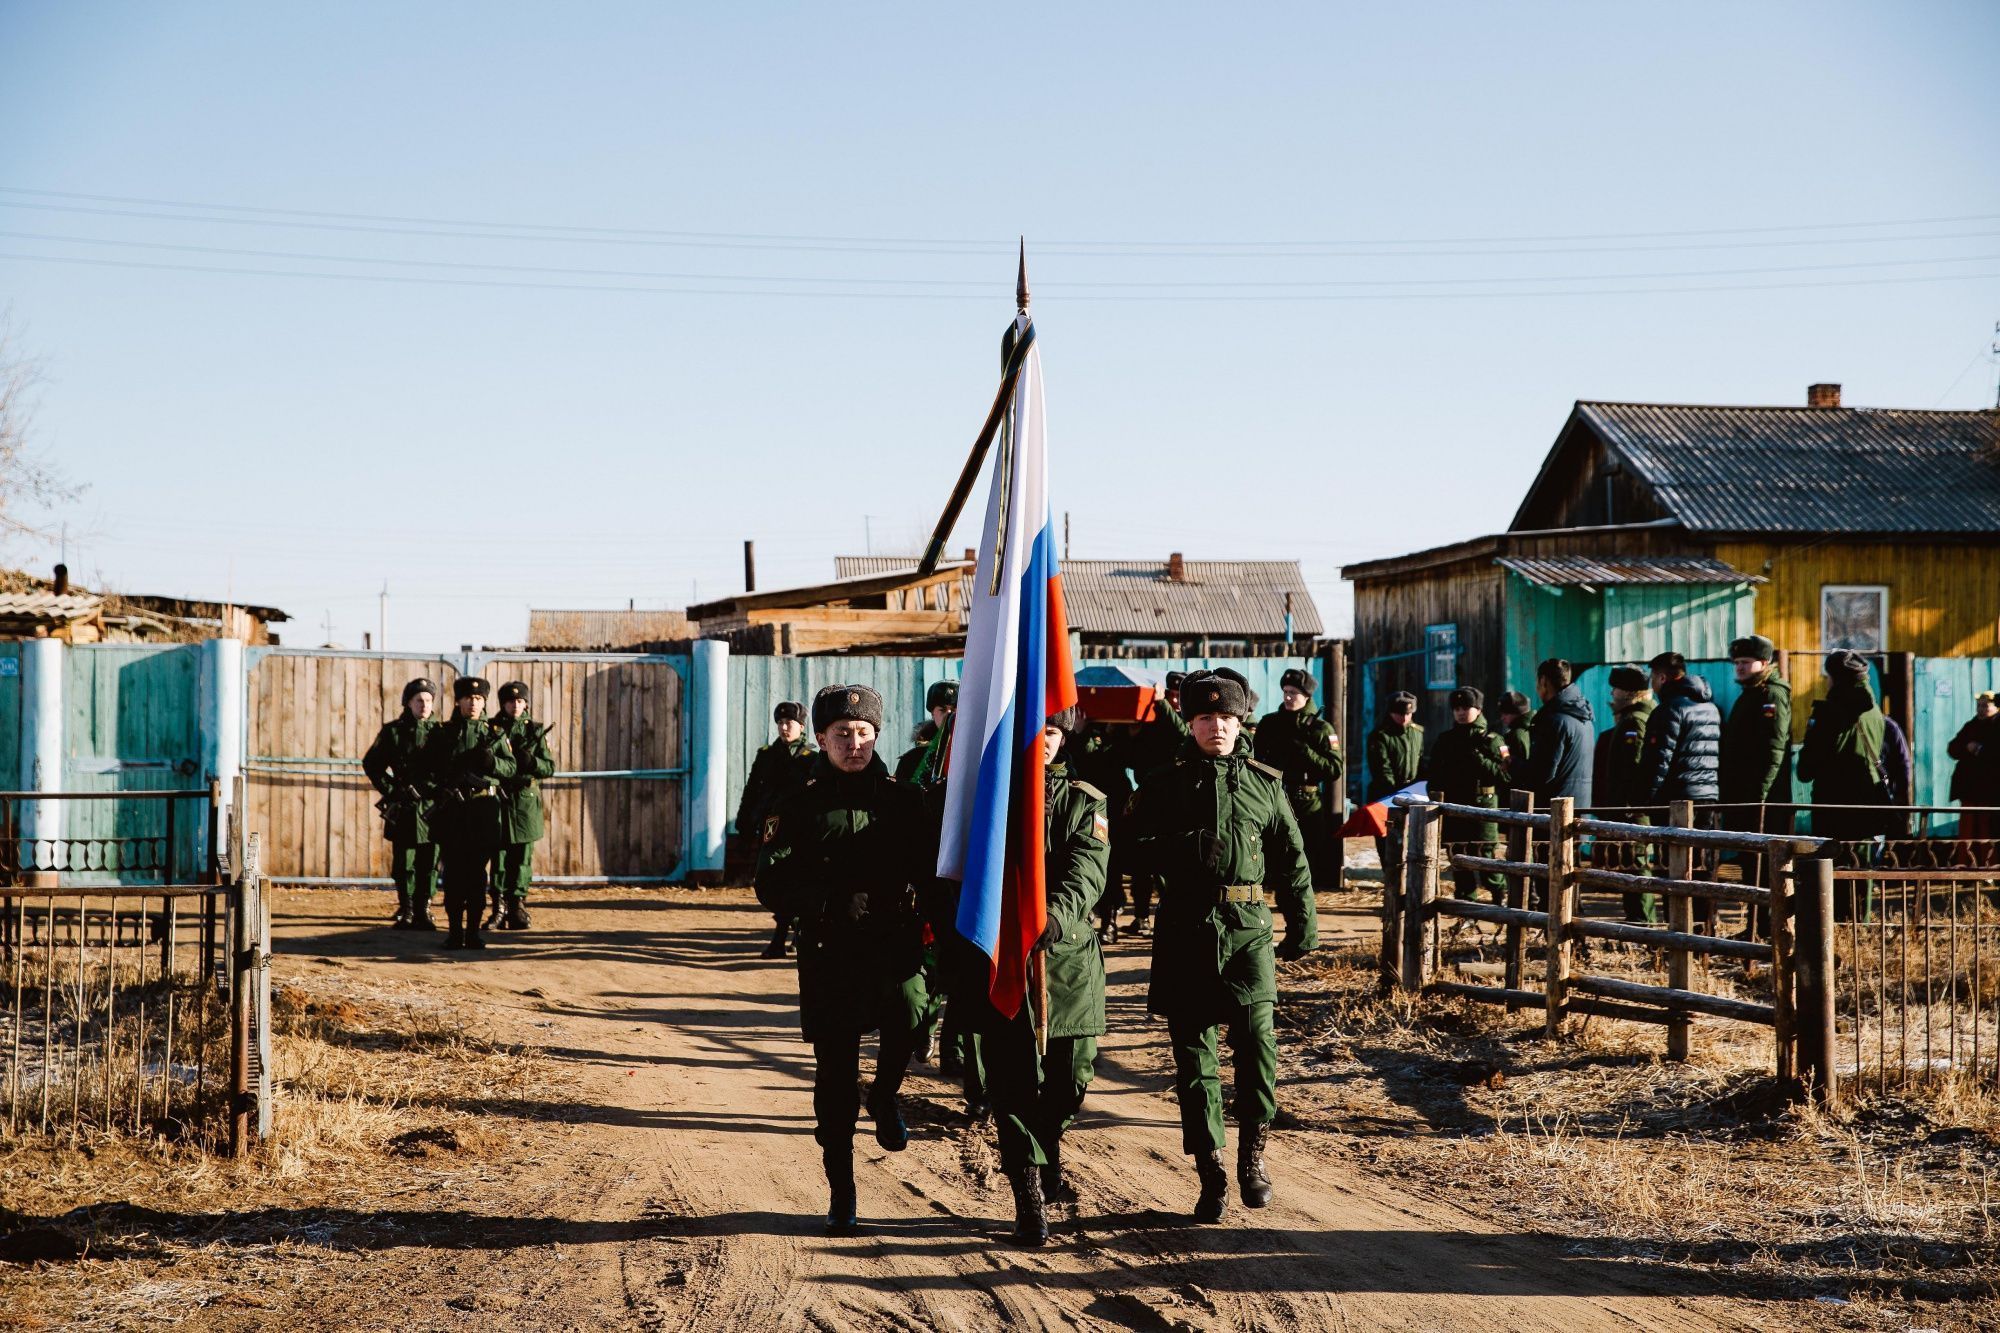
[[1039, 914, 1064, 950]]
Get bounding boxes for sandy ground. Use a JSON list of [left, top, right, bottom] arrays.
[[236, 884, 1777, 1332]]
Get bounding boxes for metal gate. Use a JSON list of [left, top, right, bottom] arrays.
[[245, 648, 689, 884]]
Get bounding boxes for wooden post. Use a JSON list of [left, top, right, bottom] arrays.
[[1401, 805, 1438, 993], [1769, 847, 1798, 1088], [1381, 808, 1405, 991], [1795, 856, 1840, 1104], [1544, 797, 1575, 1038], [1504, 790, 1534, 1007], [229, 874, 250, 1157], [1324, 639, 1348, 893], [1666, 800, 1696, 1061]]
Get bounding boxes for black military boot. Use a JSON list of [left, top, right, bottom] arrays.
[[504, 899, 531, 931], [1040, 1141, 1074, 1203], [410, 898, 437, 930], [481, 888, 502, 930], [867, 1084, 908, 1152], [390, 893, 412, 929], [1237, 1122, 1273, 1208], [443, 910, 465, 950], [823, 1146, 858, 1236], [760, 919, 788, 959], [1009, 1167, 1049, 1247], [1193, 1149, 1229, 1224]]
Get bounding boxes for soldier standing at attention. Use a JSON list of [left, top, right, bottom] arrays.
[[1132, 670, 1309, 1223], [1427, 687, 1509, 902], [488, 681, 556, 932], [981, 706, 1109, 1247], [1494, 691, 1535, 785], [898, 681, 958, 784], [1720, 635, 1792, 929], [756, 685, 931, 1235], [1592, 666, 1658, 922], [363, 677, 441, 930], [739, 702, 815, 958], [1253, 667, 1340, 959], [1364, 691, 1425, 877], [422, 677, 516, 950]]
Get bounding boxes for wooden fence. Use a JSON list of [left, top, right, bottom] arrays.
[[1385, 795, 1845, 1100]]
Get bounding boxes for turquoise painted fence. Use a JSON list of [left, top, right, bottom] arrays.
[[724, 653, 1327, 832], [1909, 656, 2000, 832], [0, 642, 20, 786], [62, 643, 206, 884]]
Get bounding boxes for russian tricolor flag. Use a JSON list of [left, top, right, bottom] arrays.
[[937, 312, 1077, 1020]]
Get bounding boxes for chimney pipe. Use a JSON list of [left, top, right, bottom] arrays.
[[1807, 382, 1842, 408], [1167, 552, 1186, 582], [52, 563, 68, 596], [743, 539, 757, 592], [963, 547, 976, 564]]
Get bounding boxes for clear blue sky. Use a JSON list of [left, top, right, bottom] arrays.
[[2, 2, 1996, 651]]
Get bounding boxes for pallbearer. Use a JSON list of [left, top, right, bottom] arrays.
[[422, 676, 517, 950], [979, 705, 1108, 1246], [363, 677, 441, 930], [1132, 669, 1309, 1223], [757, 684, 932, 1235], [489, 681, 556, 931]]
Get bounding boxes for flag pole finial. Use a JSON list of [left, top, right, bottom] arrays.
[[1016, 237, 1030, 314]]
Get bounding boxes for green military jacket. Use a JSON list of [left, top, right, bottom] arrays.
[[420, 714, 518, 849], [756, 754, 929, 1041], [1797, 683, 1887, 806], [1252, 703, 1344, 818], [1043, 762, 1110, 1039], [1500, 712, 1533, 784], [1131, 698, 1192, 780], [1131, 742, 1309, 1017], [492, 713, 557, 844], [1365, 721, 1425, 803], [737, 736, 814, 833], [1721, 672, 1793, 805], [362, 713, 436, 844], [1429, 717, 1509, 843], [1592, 696, 1656, 810]]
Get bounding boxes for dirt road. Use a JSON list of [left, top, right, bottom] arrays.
[[269, 887, 1763, 1331]]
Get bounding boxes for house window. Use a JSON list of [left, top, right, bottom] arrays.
[[1424, 623, 1459, 690], [1121, 638, 1169, 656], [1821, 585, 1888, 653]]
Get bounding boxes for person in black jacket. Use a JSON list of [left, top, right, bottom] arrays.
[[1643, 652, 1722, 805], [1522, 659, 1594, 805]]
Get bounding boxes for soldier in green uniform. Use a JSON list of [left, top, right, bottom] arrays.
[[980, 706, 1109, 1246], [1069, 720, 1137, 943], [1428, 687, 1509, 902], [739, 702, 815, 958], [1123, 671, 1190, 936], [363, 677, 441, 930], [1252, 667, 1340, 959], [1494, 691, 1534, 789], [1592, 666, 1658, 922], [894, 720, 938, 784], [487, 681, 556, 932], [756, 684, 932, 1235], [1797, 651, 1887, 921], [1131, 669, 1310, 1223], [1721, 635, 1793, 931], [421, 677, 517, 950], [1365, 691, 1425, 882]]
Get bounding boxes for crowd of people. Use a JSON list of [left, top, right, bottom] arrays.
[[736, 669, 1332, 1242]]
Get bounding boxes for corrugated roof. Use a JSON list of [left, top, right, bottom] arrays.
[[834, 557, 1322, 637], [0, 591, 103, 623], [1574, 402, 2000, 534], [1496, 554, 1762, 587]]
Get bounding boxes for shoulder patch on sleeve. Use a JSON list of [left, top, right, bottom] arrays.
[[1073, 779, 1107, 802], [761, 815, 780, 845], [1091, 811, 1110, 843], [1247, 758, 1285, 781]]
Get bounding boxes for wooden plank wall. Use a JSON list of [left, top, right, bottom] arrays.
[[246, 652, 685, 882], [63, 643, 204, 884]]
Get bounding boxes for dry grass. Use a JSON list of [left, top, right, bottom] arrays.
[[1279, 890, 2000, 1322]]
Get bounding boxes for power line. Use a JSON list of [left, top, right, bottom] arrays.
[[5, 248, 1997, 302]]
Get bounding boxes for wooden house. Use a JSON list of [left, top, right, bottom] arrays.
[[1344, 385, 2000, 735]]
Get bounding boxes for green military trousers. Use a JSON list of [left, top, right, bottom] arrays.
[[1166, 1000, 1277, 1155], [391, 840, 439, 907], [980, 1007, 1097, 1170], [492, 842, 535, 903], [807, 970, 931, 1150]]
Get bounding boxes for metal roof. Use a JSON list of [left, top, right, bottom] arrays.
[[0, 591, 103, 623], [1495, 554, 1763, 587], [834, 556, 1323, 637], [1572, 402, 2000, 534]]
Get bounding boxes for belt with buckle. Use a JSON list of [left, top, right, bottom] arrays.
[[1218, 885, 1265, 906]]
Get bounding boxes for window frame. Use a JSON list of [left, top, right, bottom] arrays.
[[1820, 584, 1890, 653]]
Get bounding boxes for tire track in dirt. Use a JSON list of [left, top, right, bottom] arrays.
[[277, 888, 1770, 1331]]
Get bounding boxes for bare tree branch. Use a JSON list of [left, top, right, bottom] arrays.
[[0, 309, 81, 543]]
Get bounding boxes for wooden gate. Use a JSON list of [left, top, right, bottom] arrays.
[[245, 649, 687, 883]]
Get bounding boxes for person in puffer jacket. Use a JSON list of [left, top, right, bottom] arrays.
[[1521, 658, 1594, 805], [1642, 651, 1722, 804]]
